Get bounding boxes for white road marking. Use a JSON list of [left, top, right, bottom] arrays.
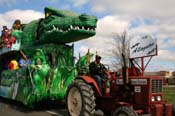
[[46, 110, 62, 116]]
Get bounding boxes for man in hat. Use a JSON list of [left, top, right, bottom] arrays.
[[89, 55, 107, 92]]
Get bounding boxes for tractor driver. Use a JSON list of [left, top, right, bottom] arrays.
[[89, 55, 107, 92]]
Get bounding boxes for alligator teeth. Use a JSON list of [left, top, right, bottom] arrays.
[[70, 25, 73, 29], [53, 25, 56, 30], [48, 25, 96, 33], [76, 27, 79, 30]]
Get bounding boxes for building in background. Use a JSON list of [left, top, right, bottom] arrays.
[[145, 71, 175, 85]]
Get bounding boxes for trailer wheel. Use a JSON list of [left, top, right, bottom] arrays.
[[112, 106, 138, 116], [66, 79, 96, 116]]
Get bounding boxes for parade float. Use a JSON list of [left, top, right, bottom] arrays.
[[0, 7, 97, 107]]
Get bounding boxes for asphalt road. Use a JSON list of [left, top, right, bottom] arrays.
[[0, 97, 69, 116]]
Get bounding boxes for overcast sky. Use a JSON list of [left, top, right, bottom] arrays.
[[0, 0, 175, 72]]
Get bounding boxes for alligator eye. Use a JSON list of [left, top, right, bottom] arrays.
[[45, 12, 51, 17]]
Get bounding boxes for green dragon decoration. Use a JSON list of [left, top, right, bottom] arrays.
[[22, 7, 97, 47], [0, 7, 97, 107]]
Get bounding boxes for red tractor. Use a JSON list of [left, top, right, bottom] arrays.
[[66, 55, 173, 116]]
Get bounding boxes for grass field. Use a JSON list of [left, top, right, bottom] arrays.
[[163, 85, 175, 104]]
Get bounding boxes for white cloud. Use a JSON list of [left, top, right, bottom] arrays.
[[156, 50, 175, 62], [97, 16, 129, 37], [91, 0, 175, 18], [76, 15, 130, 51], [147, 50, 175, 72], [91, 4, 106, 13], [90, 0, 175, 50], [129, 19, 175, 50], [75, 15, 130, 66], [0, 9, 44, 29]]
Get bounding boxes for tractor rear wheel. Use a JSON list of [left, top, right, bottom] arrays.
[[66, 79, 96, 116], [112, 106, 138, 116]]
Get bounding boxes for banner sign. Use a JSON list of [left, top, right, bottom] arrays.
[[130, 35, 157, 58]]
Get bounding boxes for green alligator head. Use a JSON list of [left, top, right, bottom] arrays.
[[37, 7, 97, 44]]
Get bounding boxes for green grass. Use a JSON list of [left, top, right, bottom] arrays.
[[163, 86, 175, 104]]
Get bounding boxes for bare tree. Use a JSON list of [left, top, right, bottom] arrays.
[[111, 30, 130, 84]]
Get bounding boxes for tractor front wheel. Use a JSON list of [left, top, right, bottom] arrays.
[[66, 79, 96, 116], [112, 106, 138, 116]]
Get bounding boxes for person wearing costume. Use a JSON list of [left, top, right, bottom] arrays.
[[89, 55, 107, 92], [0, 20, 20, 48], [1, 26, 9, 39], [30, 49, 50, 95], [9, 20, 22, 46], [32, 49, 46, 68], [4, 19, 22, 48], [1, 26, 11, 48], [12, 20, 21, 30]]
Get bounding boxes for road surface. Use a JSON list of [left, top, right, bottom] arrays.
[[0, 97, 68, 116]]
